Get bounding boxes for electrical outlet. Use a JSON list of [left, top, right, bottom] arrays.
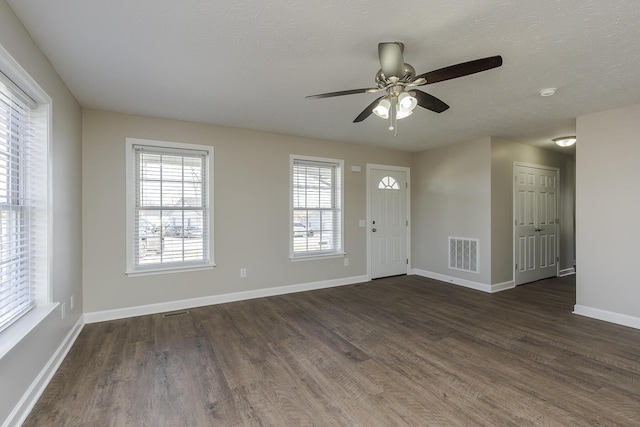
[[61, 302, 66, 319], [70, 295, 74, 310], [344, 258, 349, 266], [240, 268, 247, 278]]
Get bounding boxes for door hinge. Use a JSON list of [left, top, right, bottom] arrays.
[[557, 256, 559, 262], [406, 259, 409, 265], [514, 219, 517, 226], [406, 220, 408, 226], [406, 182, 408, 189], [515, 263, 518, 270]]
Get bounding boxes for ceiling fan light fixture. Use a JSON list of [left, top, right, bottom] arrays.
[[396, 109, 413, 119], [373, 98, 391, 119], [398, 92, 417, 111], [553, 136, 576, 147]]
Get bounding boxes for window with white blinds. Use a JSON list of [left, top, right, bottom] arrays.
[[0, 72, 44, 333], [291, 156, 343, 258], [125, 139, 214, 274]]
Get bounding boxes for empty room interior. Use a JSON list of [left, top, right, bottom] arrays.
[[1, 1, 640, 425]]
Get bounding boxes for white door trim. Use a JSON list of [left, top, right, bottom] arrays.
[[512, 162, 561, 285], [366, 164, 411, 280]]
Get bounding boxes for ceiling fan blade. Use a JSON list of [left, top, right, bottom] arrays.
[[378, 42, 404, 79], [306, 88, 379, 99], [353, 96, 385, 123], [406, 77, 427, 87], [415, 55, 503, 85], [412, 90, 449, 113]]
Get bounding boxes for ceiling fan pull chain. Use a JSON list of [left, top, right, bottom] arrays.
[[389, 96, 396, 132], [394, 112, 399, 137]]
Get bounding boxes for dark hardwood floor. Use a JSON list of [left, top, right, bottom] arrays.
[[24, 275, 640, 426]]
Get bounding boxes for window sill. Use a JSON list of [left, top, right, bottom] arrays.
[[290, 252, 346, 262], [0, 303, 58, 360], [126, 263, 216, 277]]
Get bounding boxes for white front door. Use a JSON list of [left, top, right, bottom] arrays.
[[369, 167, 408, 279], [514, 164, 559, 285]]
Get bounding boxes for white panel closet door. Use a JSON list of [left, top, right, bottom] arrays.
[[514, 164, 559, 285]]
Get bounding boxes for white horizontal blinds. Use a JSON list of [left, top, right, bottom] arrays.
[[134, 145, 208, 268], [0, 78, 35, 332], [292, 159, 341, 257], [0, 71, 37, 109]]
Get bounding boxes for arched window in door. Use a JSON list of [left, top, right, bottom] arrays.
[[378, 175, 400, 190]]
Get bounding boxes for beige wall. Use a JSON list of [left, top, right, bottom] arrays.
[[82, 109, 412, 313], [412, 137, 576, 288], [491, 138, 575, 284], [576, 103, 640, 319], [412, 138, 492, 285], [0, 0, 83, 423]]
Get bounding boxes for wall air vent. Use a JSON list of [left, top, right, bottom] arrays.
[[449, 237, 479, 273]]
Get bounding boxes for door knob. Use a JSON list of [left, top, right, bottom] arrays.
[[372, 228, 377, 232]]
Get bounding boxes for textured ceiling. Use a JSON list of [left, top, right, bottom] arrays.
[[7, 0, 640, 153]]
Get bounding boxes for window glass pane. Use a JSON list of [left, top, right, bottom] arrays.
[[161, 155, 184, 181], [378, 176, 400, 190], [0, 81, 38, 332], [291, 158, 341, 257], [133, 145, 209, 270], [140, 153, 161, 180], [183, 157, 203, 182], [160, 181, 183, 207], [140, 180, 161, 206]]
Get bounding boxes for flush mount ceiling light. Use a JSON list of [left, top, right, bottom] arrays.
[[539, 88, 556, 97], [553, 136, 576, 147]]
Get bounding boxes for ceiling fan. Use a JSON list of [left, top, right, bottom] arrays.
[[306, 42, 502, 133]]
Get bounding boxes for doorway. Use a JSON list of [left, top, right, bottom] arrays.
[[367, 165, 410, 279], [513, 163, 560, 285]]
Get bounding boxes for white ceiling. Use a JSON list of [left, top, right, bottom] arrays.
[[7, 0, 640, 153]]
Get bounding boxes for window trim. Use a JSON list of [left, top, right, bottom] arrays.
[[125, 138, 215, 276], [289, 154, 344, 260]]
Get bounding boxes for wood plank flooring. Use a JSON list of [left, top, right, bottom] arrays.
[[24, 275, 640, 426]]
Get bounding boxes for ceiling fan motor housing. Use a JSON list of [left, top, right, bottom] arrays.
[[376, 63, 417, 87]]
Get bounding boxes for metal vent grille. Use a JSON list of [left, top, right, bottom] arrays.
[[449, 237, 479, 273], [162, 310, 190, 318]]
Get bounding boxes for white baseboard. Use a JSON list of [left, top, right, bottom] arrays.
[[491, 280, 515, 293], [411, 269, 513, 294], [411, 269, 495, 293], [573, 305, 640, 330], [559, 267, 576, 277], [85, 275, 370, 323], [4, 316, 84, 427]]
